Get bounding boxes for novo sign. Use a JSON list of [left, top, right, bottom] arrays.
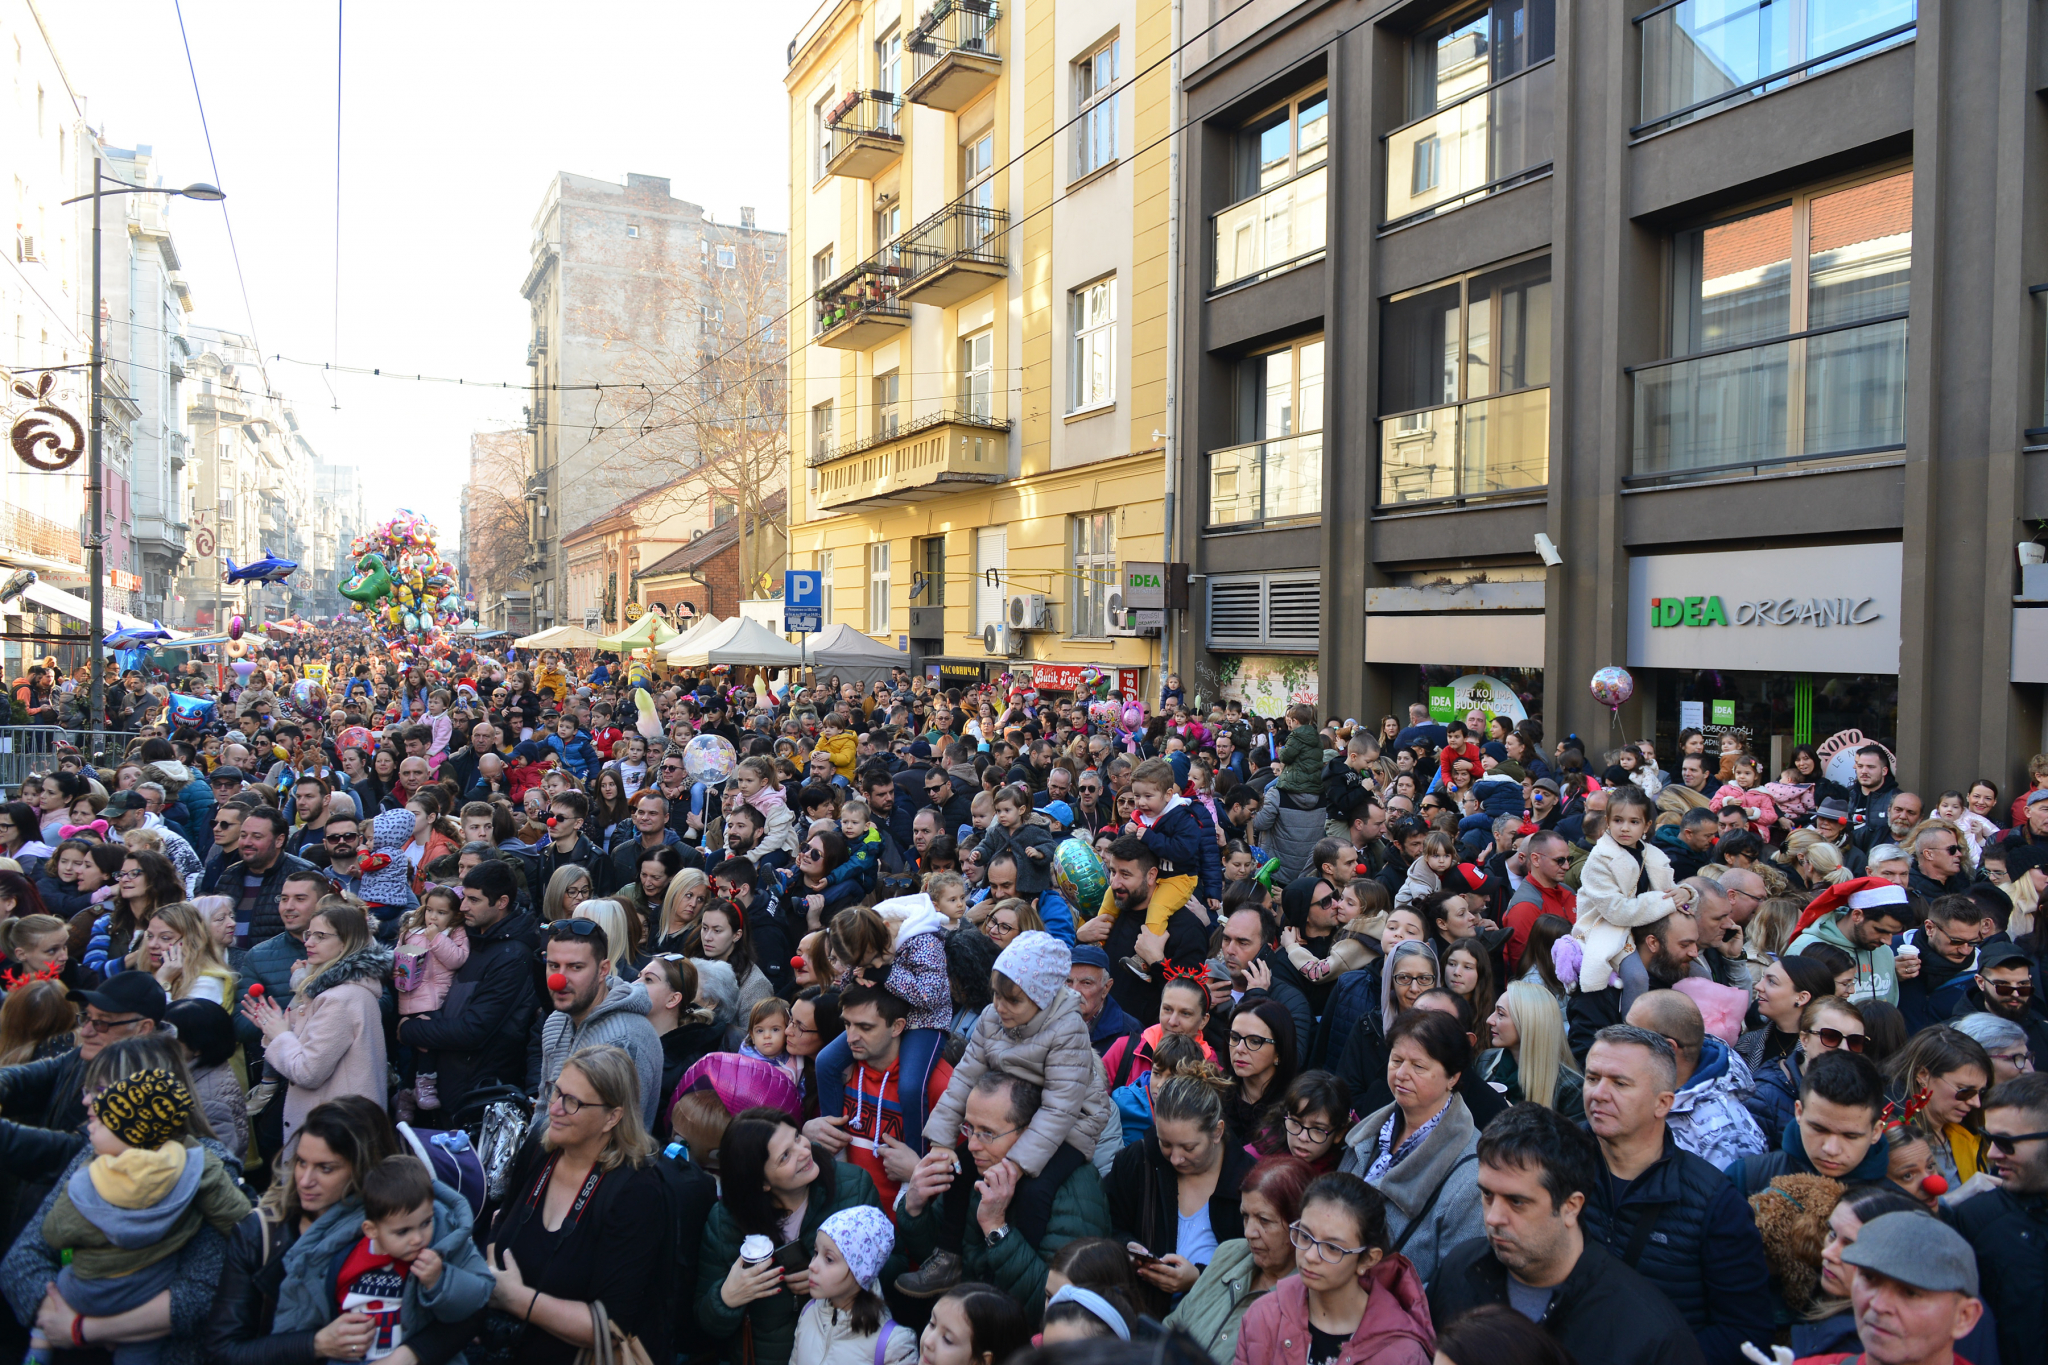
[[1648, 595, 1882, 628], [1628, 542, 1902, 674]]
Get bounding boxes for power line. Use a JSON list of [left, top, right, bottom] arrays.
[[332, 0, 344, 381], [171, 0, 268, 399]]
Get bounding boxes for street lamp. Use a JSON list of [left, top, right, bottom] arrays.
[[61, 162, 225, 733]]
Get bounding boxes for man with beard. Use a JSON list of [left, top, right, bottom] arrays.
[[1568, 906, 1703, 1060], [1072, 836, 1207, 1020], [1953, 941, 2048, 1063], [528, 919, 660, 1136]]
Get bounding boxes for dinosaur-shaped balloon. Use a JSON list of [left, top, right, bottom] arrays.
[[339, 554, 393, 605]]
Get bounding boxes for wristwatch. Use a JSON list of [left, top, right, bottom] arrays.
[[985, 1224, 1012, 1244]]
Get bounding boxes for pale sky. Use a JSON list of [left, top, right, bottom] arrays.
[[41, 0, 812, 546]]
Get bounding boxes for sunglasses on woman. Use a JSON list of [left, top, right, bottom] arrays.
[[1806, 1026, 1867, 1052]]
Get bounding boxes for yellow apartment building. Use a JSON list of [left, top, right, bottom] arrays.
[[784, 0, 1174, 700]]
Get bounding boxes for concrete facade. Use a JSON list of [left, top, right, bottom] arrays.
[[1171, 0, 2048, 796], [519, 172, 789, 628]]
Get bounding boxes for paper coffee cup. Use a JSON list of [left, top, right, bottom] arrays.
[[1897, 944, 1921, 959], [740, 1235, 774, 1266]]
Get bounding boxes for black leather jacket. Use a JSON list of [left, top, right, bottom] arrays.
[[205, 1209, 477, 1365]]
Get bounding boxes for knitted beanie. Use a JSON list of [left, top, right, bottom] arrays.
[[94, 1067, 191, 1150]]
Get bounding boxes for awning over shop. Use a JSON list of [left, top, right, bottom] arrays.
[[20, 581, 189, 640]]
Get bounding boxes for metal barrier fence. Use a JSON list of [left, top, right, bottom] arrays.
[[0, 726, 135, 794]]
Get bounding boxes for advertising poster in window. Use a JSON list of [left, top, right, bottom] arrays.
[[1211, 654, 1318, 717]]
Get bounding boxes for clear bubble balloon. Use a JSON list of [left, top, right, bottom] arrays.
[[682, 733, 738, 784]]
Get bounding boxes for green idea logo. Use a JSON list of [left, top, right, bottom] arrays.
[[1650, 595, 1881, 628], [1650, 596, 1730, 627]]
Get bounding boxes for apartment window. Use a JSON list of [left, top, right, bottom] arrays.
[[1234, 87, 1329, 199], [1072, 513, 1116, 637], [817, 550, 835, 623], [626, 224, 640, 238], [813, 91, 837, 180], [919, 535, 946, 606], [974, 527, 1007, 632], [1210, 336, 1326, 526], [877, 27, 903, 133], [1214, 87, 1330, 291], [1409, 0, 1553, 120], [1069, 279, 1116, 412], [717, 245, 736, 269], [875, 193, 902, 247], [1380, 253, 1551, 504], [1076, 39, 1120, 178], [813, 400, 835, 460], [699, 305, 724, 334], [963, 131, 996, 212], [867, 542, 892, 631], [1634, 167, 1911, 481], [713, 498, 737, 526], [1386, 0, 1556, 226], [812, 248, 838, 334], [1640, 0, 1916, 135], [962, 330, 994, 418], [874, 369, 901, 437]]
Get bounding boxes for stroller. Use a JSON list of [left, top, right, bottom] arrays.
[[400, 1081, 533, 1216]]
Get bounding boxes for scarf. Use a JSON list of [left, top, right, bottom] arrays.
[[1365, 1098, 1449, 1185]]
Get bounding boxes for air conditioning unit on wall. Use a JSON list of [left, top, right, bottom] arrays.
[[1007, 592, 1051, 631], [1104, 590, 1162, 637], [982, 622, 1022, 656]]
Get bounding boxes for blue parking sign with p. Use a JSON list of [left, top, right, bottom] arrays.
[[785, 570, 822, 633]]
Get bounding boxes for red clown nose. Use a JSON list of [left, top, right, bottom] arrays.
[[547, 972, 569, 993], [1922, 1173, 1949, 1197], [247, 984, 264, 997]]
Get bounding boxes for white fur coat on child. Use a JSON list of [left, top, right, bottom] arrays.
[[1571, 834, 1681, 993]]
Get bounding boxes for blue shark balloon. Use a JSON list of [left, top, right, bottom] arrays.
[[167, 693, 216, 727]]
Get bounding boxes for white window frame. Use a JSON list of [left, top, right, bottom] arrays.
[[812, 89, 837, 182], [1075, 38, 1121, 179], [962, 329, 993, 418], [1069, 277, 1117, 413], [875, 369, 901, 437], [817, 550, 835, 624], [717, 245, 737, 269], [867, 542, 892, 632], [812, 399, 835, 460], [1071, 512, 1116, 638]]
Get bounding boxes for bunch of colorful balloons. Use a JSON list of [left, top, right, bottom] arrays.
[[338, 510, 467, 640]]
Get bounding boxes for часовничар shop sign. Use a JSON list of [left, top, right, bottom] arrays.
[[1627, 543, 1902, 674]]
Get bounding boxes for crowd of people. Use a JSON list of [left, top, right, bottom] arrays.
[[0, 636, 2040, 1365]]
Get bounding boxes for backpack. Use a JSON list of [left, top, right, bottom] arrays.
[[652, 1141, 718, 1323]]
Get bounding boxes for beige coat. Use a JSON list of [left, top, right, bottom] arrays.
[[925, 986, 1111, 1177], [265, 946, 390, 1142]]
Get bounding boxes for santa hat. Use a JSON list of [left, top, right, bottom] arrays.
[[1792, 876, 1908, 939]]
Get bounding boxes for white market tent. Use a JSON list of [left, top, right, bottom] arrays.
[[662, 615, 805, 668], [657, 614, 726, 657], [512, 624, 606, 650], [23, 580, 190, 639], [802, 622, 909, 683]]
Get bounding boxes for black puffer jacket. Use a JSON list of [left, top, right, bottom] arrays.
[[1580, 1131, 1772, 1365], [1947, 1186, 2048, 1365], [1430, 1235, 1705, 1365], [395, 908, 542, 1119]]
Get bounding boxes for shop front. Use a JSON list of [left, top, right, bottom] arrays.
[[1365, 580, 1546, 735], [926, 659, 995, 691], [1030, 663, 1144, 698], [1627, 542, 1902, 770]]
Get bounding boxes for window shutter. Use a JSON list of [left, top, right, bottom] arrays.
[[975, 528, 1007, 632], [1207, 577, 1265, 650], [1266, 575, 1322, 649]]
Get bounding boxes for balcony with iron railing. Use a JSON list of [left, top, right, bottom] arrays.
[[1207, 432, 1323, 528], [898, 201, 1008, 307], [815, 254, 911, 350], [811, 410, 1011, 510], [906, 0, 1001, 111], [1213, 165, 1327, 292], [1636, 0, 1916, 137], [1628, 315, 1907, 485], [1379, 387, 1550, 507], [1383, 60, 1554, 230], [825, 91, 905, 180]]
